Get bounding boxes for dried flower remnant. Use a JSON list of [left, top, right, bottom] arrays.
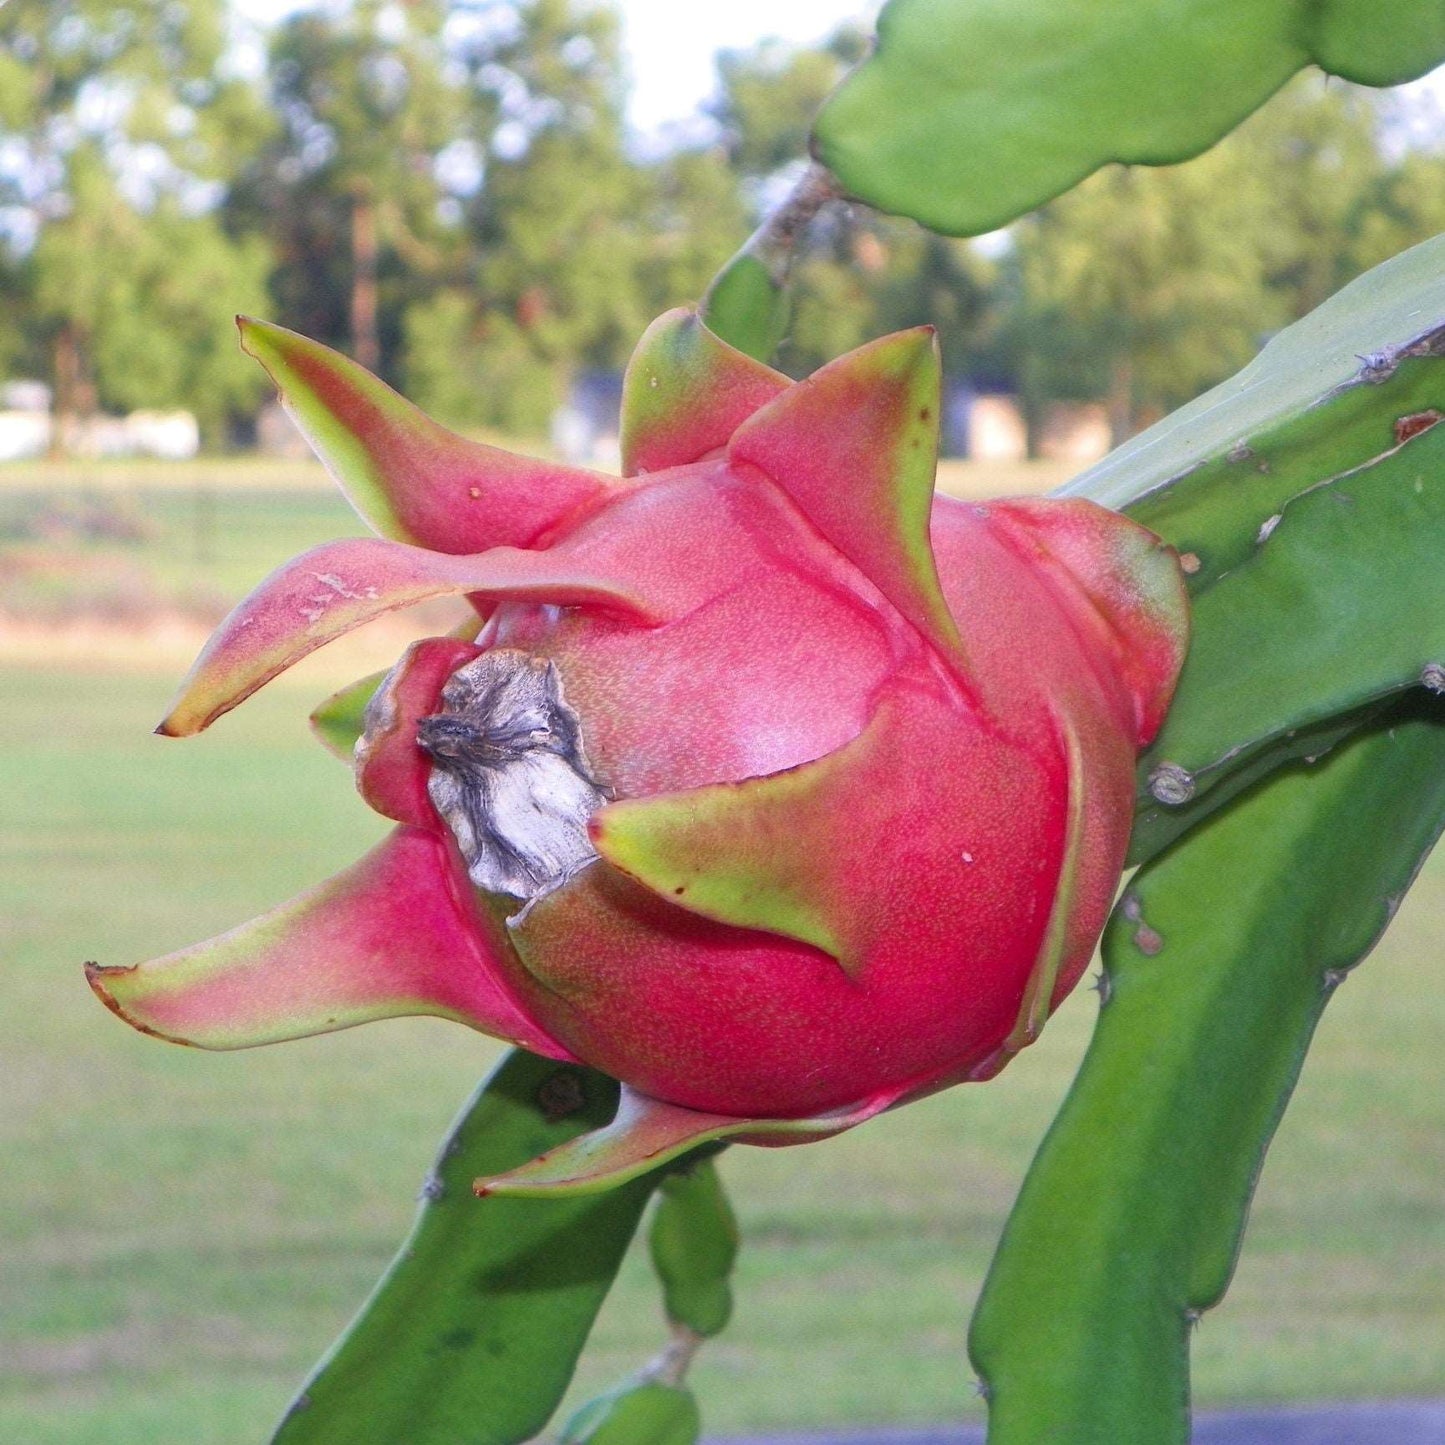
[[418, 651, 606, 904]]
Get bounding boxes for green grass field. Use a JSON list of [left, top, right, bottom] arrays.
[[1, 468, 1442, 1441], [0, 470, 368, 626], [0, 456, 1065, 634]]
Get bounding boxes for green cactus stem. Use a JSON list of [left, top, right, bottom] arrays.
[[558, 1382, 702, 1445], [270, 1052, 658, 1445], [701, 163, 841, 362], [649, 1158, 740, 1340], [971, 698, 1445, 1445]]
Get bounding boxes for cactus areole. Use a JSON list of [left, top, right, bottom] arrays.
[[86, 310, 1188, 1194]]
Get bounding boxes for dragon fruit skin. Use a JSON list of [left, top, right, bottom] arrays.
[[86, 310, 1188, 1192]]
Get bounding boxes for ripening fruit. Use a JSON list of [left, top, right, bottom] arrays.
[[87, 309, 1187, 1193]]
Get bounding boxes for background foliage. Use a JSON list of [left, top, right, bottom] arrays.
[[4, 0, 1445, 450]]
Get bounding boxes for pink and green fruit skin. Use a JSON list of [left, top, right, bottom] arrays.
[[87, 309, 1188, 1190]]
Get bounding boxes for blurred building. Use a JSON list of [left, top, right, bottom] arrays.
[[0, 382, 200, 460], [553, 370, 624, 468], [943, 380, 1109, 463], [0, 381, 52, 460]]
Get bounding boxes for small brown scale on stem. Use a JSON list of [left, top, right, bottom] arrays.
[[1394, 409, 1443, 445]]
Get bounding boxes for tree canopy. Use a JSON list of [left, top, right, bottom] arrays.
[[1, 0, 1443, 452]]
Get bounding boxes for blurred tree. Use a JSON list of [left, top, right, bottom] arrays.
[[1002, 74, 1445, 445], [405, 0, 749, 437], [0, 0, 271, 447], [1237, 79, 1445, 315], [1233, 77, 1398, 319], [712, 29, 866, 179], [404, 0, 641, 432], [91, 205, 272, 446], [404, 145, 747, 437], [1348, 142, 1445, 277], [239, 0, 463, 372], [1008, 149, 1275, 445], [0, 249, 31, 382], [786, 221, 1004, 382], [636, 146, 751, 324], [29, 150, 269, 449], [871, 232, 1001, 372]]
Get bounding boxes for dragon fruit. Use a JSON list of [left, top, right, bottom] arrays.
[[86, 310, 1188, 1194]]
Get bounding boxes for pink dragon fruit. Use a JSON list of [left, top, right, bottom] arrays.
[[86, 310, 1188, 1194]]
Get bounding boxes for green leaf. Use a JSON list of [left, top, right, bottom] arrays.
[[814, 0, 1445, 236], [272, 1052, 657, 1445], [308, 670, 385, 760], [558, 1383, 701, 1445], [648, 1159, 740, 1338], [970, 700, 1445, 1444]]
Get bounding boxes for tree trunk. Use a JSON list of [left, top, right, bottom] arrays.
[[1019, 358, 1049, 462], [1106, 351, 1135, 449], [350, 186, 380, 372], [49, 323, 96, 459]]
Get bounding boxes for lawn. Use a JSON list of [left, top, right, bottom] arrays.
[[1, 469, 1442, 1441], [0, 455, 1064, 634], [0, 467, 368, 626]]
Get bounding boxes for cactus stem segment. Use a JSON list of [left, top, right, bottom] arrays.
[[640, 1322, 706, 1389]]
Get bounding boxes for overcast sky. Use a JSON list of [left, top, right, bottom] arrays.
[[231, 0, 872, 136]]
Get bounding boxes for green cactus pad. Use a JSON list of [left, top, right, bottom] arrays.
[[814, 0, 1445, 236], [649, 1160, 740, 1338], [270, 1053, 657, 1445]]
